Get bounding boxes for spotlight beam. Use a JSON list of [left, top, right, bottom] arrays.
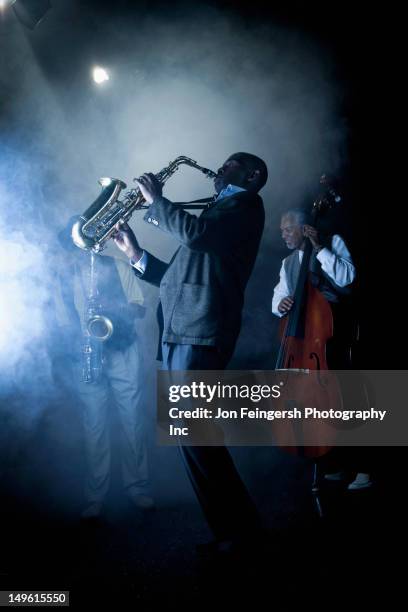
[[0, 0, 17, 10], [0, 0, 51, 29]]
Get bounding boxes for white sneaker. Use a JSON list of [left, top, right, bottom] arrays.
[[324, 471, 347, 481], [348, 473, 373, 490], [81, 502, 103, 519]]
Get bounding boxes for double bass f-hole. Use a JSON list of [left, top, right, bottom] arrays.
[[309, 352, 320, 369]]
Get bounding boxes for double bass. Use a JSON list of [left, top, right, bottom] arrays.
[[273, 176, 345, 466]]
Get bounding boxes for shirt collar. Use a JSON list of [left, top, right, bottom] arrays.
[[215, 184, 247, 202]]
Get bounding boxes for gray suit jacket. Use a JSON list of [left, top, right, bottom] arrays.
[[134, 190, 265, 353]]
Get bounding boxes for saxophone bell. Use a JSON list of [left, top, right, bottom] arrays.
[[72, 178, 127, 252], [71, 157, 216, 253], [87, 313, 114, 342]]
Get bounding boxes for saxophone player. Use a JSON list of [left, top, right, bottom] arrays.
[[54, 219, 154, 519], [113, 153, 268, 553]]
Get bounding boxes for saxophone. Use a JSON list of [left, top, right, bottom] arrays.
[[82, 252, 113, 383], [72, 156, 216, 253]]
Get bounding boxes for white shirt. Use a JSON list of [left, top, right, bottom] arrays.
[[271, 234, 355, 317]]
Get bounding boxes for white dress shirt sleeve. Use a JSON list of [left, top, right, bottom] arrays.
[[316, 234, 355, 288], [130, 250, 148, 274], [271, 235, 355, 317], [272, 259, 290, 318]]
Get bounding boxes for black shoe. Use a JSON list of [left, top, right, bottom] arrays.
[[127, 492, 155, 510], [81, 502, 103, 519], [196, 539, 234, 559]]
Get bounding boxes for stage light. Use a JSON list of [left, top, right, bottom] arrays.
[[0, 0, 17, 10], [0, 1, 51, 29], [92, 66, 110, 85]]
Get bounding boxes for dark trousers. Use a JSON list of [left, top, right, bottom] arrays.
[[161, 342, 261, 542]]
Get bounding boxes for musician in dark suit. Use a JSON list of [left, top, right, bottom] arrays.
[[113, 152, 267, 550]]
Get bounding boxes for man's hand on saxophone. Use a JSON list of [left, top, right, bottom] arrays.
[[134, 172, 162, 205], [113, 221, 143, 263]]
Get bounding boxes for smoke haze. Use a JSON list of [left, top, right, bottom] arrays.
[[0, 0, 349, 506]]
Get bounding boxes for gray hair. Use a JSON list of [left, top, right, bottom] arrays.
[[281, 208, 312, 226]]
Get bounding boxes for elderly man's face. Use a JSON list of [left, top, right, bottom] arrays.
[[214, 156, 248, 194], [280, 214, 304, 250]]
